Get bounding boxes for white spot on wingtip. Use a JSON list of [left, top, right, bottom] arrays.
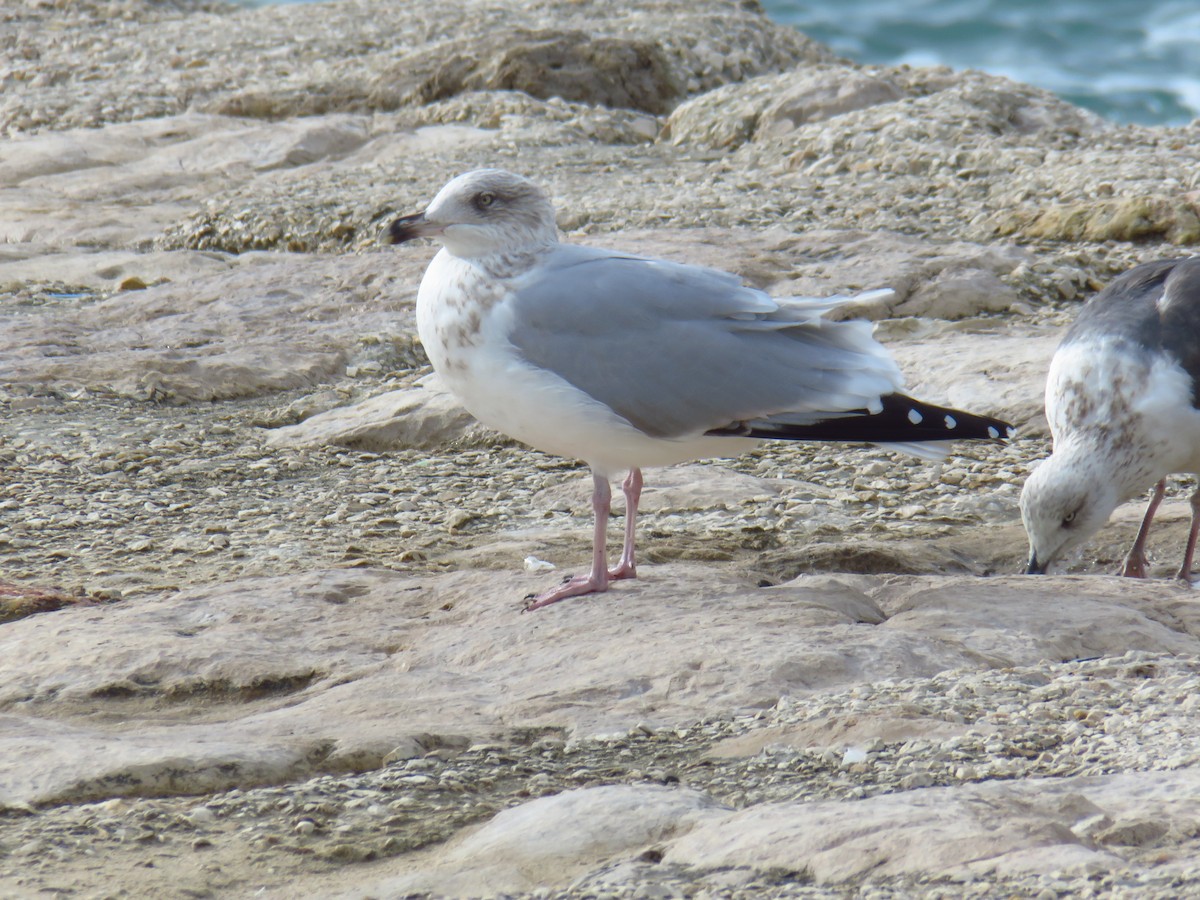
[[907, 409, 923, 425], [868, 398, 883, 415], [987, 426, 1000, 439], [1007, 426, 1017, 438], [944, 415, 957, 429]]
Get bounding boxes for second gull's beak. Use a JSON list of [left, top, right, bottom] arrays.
[[1025, 551, 1046, 575]]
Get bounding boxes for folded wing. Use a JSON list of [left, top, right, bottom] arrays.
[[505, 246, 904, 439]]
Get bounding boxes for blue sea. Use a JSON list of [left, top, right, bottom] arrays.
[[767, 0, 1200, 126], [245, 0, 1200, 126]]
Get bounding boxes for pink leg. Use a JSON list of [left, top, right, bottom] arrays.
[[525, 471, 612, 611], [608, 468, 642, 580], [1122, 478, 1167, 578], [1176, 486, 1200, 583]]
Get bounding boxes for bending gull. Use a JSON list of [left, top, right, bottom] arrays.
[[1021, 257, 1200, 579], [389, 169, 1013, 610]]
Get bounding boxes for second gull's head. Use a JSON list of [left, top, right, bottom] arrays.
[[389, 169, 558, 259], [1019, 449, 1121, 574]]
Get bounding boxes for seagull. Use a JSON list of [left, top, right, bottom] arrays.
[[1021, 257, 1200, 580], [389, 169, 1013, 610]]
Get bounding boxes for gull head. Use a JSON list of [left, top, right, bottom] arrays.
[[388, 169, 558, 259], [1019, 451, 1120, 574]]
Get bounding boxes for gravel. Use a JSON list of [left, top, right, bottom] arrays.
[[0, 370, 1040, 600], [3, 652, 1199, 897]]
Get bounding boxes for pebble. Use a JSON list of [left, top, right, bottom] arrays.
[[185, 807, 216, 827]]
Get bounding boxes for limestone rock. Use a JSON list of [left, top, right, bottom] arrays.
[[372, 785, 724, 896], [994, 196, 1200, 245], [758, 68, 905, 138], [664, 770, 1200, 881], [0, 582, 84, 624], [893, 267, 1021, 319], [664, 66, 906, 149], [1, 567, 1198, 808], [0, 252, 420, 402], [661, 69, 797, 149], [705, 713, 988, 758], [344, 768, 1200, 895], [665, 64, 1100, 152], [6, 0, 826, 135], [266, 374, 492, 451], [370, 30, 682, 115]]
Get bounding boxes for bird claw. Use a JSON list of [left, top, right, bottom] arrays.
[[522, 572, 608, 612]]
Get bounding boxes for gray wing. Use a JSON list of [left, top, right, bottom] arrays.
[[506, 245, 903, 439], [1064, 258, 1179, 349], [1160, 258, 1200, 409]]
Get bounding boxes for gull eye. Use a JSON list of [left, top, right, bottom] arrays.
[[475, 191, 496, 209], [1062, 510, 1077, 527]]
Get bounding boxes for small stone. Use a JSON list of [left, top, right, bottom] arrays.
[[841, 747, 868, 766], [186, 807, 216, 827]]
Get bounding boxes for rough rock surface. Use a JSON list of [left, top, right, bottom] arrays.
[[4, 0, 1200, 898]]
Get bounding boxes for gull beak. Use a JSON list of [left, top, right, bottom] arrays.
[[388, 210, 443, 245], [1025, 551, 1046, 575]]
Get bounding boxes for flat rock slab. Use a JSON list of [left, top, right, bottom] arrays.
[[0, 251, 422, 401], [364, 784, 726, 897], [338, 768, 1200, 896], [265, 374, 492, 451], [1, 565, 1197, 808], [667, 768, 1200, 882]]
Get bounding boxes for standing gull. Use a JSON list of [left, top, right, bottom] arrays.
[[389, 169, 1012, 610], [1021, 258, 1200, 579]]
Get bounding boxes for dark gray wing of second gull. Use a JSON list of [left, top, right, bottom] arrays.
[[1060, 257, 1200, 399], [507, 244, 1011, 444]]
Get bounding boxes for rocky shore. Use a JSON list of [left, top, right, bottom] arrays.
[[3, 1, 1200, 897]]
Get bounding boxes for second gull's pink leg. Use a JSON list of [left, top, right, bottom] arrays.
[[525, 471, 612, 611], [1122, 478, 1167, 578], [1175, 486, 1200, 584], [609, 468, 642, 580]]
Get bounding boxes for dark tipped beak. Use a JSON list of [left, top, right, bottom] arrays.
[[1025, 552, 1046, 575], [388, 211, 439, 245]]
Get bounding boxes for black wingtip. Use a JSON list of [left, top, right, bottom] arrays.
[[709, 394, 1014, 446]]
